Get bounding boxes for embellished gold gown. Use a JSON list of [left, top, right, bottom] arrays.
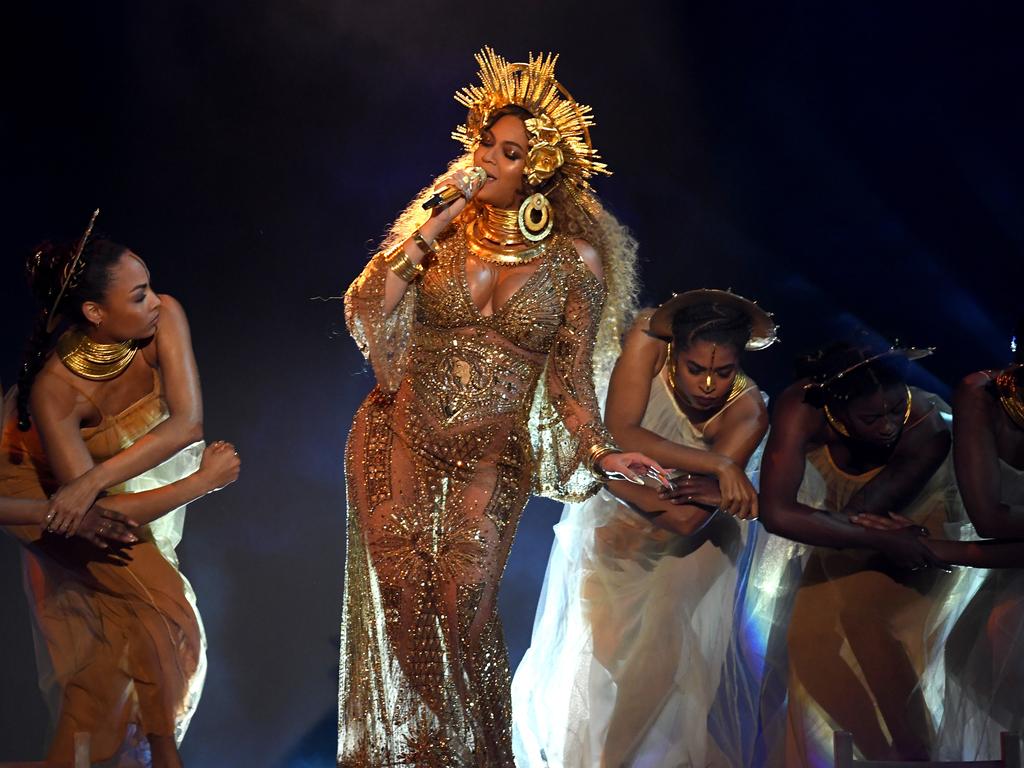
[[340, 222, 612, 766], [0, 368, 206, 765]]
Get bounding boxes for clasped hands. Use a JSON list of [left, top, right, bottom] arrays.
[[646, 461, 759, 521]]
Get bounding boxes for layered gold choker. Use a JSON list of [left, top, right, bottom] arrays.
[[57, 329, 139, 381], [465, 204, 547, 265], [996, 366, 1024, 431]]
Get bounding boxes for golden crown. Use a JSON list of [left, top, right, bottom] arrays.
[[452, 47, 610, 191]]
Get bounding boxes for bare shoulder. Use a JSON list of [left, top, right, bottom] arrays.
[[775, 379, 811, 411], [623, 308, 661, 346], [620, 308, 668, 368], [30, 361, 81, 415], [154, 294, 192, 341], [725, 384, 769, 422], [709, 383, 766, 433], [156, 293, 188, 324], [146, 294, 193, 366], [572, 238, 603, 281], [771, 379, 826, 433], [955, 370, 996, 405]]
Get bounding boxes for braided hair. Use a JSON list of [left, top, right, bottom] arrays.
[[670, 302, 753, 354], [798, 341, 909, 409], [16, 237, 128, 430]]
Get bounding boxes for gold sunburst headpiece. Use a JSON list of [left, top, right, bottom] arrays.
[[452, 46, 610, 192]]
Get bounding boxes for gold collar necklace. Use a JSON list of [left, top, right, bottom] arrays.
[[996, 366, 1024, 431], [57, 328, 139, 381], [465, 204, 547, 265]]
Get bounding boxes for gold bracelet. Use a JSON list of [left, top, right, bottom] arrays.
[[587, 443, 621, 480], [386, 248, 425, 282], [410, 229, 435, 257]]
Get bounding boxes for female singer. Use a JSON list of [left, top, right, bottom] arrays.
[[338, 48, 661, 766]]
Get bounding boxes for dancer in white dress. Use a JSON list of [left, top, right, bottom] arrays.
[[926, 341, 1024, 760], [513, 289, 778, 768]]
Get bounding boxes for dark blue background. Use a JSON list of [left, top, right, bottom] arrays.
[[1, 2, 1020, 765]]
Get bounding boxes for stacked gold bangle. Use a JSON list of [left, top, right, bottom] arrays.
[[587, 443, 621, 480], [386, 229, 434, 282], [387, 249, 424, 282]]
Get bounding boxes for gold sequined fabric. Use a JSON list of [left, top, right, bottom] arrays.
[[339, 222, 613, 766]]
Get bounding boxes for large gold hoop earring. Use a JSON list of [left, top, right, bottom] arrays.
[[823, 404, 850, 437], [518, 192, 554, 242]]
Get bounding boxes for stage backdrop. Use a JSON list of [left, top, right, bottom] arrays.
[[1, 2, 1020, 765]]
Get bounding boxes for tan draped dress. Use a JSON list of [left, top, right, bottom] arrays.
[[339, 223, 613, 767], [781, 392, 968, 765], [0, 368, 205, 765]]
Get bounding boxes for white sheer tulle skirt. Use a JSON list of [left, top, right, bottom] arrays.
[[512, 485, 771, 767]]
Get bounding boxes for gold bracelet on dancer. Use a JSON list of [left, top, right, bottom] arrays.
[[386, 246, 425, 282], [410, 229, 435, 258], [587, 443, 621, 480]]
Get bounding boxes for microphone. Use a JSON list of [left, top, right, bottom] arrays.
[[422, 167, 487, 210]]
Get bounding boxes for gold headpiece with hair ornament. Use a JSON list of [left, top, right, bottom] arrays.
[[39, 208, 100, 333], [452, 47, 610, 192]]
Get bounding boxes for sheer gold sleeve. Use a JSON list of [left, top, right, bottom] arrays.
[[344, 248, 417, 392], [530, 257, 616, 502]]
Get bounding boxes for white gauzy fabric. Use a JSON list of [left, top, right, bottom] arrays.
[[109, 440, 208, 746], [512, 375, 766, 768], [932, 458, 1024, 760]]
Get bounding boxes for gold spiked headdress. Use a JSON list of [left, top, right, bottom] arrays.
[[452, 47, 610, 191]]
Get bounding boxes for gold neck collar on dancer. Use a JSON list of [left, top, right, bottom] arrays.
[[57, 328, 139, 381], [466, 203, 547, 265]]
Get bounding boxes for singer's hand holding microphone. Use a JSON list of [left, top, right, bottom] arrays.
[[421, 166, 488, 229], [392, 166, 486, 289]]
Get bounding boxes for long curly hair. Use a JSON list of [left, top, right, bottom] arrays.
[[375, 110, 639, 384]]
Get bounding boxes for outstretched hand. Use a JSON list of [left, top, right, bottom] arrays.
[[597, 451, 667, 485]]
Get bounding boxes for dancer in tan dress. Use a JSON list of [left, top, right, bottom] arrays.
[[759, 341, 966, 765], [1, 213, 239, 767]]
